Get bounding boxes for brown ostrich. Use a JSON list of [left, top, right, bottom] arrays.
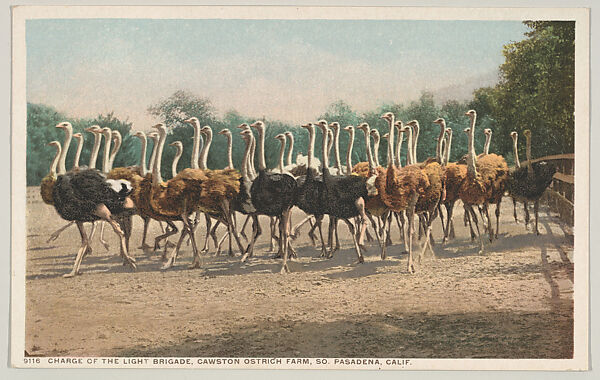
[[407, 119, 445, 259], [440, 126, 468, 243], [40, 141, 62, 205], [376, 112, 429, 273], [458, 110, 508, 252]]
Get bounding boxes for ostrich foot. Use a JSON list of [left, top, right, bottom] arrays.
[[188, 259, 202, 269], [279, 264, 290, 274], [139, 243, 153, 251], [353, 256, 365, 265], [407, 264, 415, 274], [327, 247, 339, 259], [161, 258, 175, 270], [101, 241, 110, 251], [165, 240, 176, 248], [62, 271, 79, 278]]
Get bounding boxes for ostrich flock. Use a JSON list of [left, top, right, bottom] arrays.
[[39, 110, 557, 278]]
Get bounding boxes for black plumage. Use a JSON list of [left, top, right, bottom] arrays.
[[506, 161, 556, 203], [250, 170, 297, 216]]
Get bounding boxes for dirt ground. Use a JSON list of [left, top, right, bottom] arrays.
[[24, 187, 574, 358]]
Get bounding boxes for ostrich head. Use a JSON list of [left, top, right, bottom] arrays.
[[433, 117, 446, 126], [357, 122, 370, 134], [151, 123, 165, 131], [464, 127, 471, 134], [510, 131, 518, 140], [250, 121, 265, 131], [147, 131, 159, 141], [240, 128, 253, 141], [523, 129, 532, 138], [445, 128, 453, 136], [406, 120, 419, 127], [200, 126, 212, 137], [111, 130, 122, 143], [484, 128, 492, 136], [133, 130, 146, 140], [73, 132, 83, 140], [284, 131, 293, 139], [101, 127, 112, 140], [344, 125, 354, 133], [315, 120, 328, 132], [274, 133, 286, 142], [300, 122, 313, 130], [55, 121, 73, 131], [183, 117, 200, 127], [218, 128, 231, 136], [48, 141, 60, 148], [85, 125, 101, 133], [329, 122, 340, 132], [370, 129, 380, 140], [464, 109, 476, 118], [169, 141, 183, 150], [380, 112, 394, 121], [237, 123, 250, 130], [394, 120, 404, 130], [382, 132, 389, 140]]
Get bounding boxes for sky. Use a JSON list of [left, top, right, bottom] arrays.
[[26, 19, 528, 129]]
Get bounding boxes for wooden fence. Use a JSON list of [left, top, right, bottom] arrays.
[[522, 153, 574, 226]]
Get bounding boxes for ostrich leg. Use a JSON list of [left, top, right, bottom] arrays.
[[291, 215, 314, 240], [239, 215, 251, 241], [98, 221, 110, 251], [366, 213, 385, 259], [494, 199, 502, 239], [97, 204, 136, 269], [63, 221, 92, 278], [280, 209, 293, 273], [139, 216, 153, 250], [222, 200, 246, 257], [343, 218, 364, 264], [512, 198, 519, 223], [406, 193, 419, 274], [240, 215, 261, 262], [467, 206, 484, 255], [395, 211, 405, 243], [354, 197, 368, 248], [464, 204, 476, 241], [47, 221, 75, 243], [268, 217, 277, 253], [523, 201, 531, 229], [153, 221, 179, 258], [534, 200, 540, 235], [199, 214, 213, 254], [161, 226, 189, 269], [419, 202, 441, 263]]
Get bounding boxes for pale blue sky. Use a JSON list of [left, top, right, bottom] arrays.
[[27, 19, 528, 128]]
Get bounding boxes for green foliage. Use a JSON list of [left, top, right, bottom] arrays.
[[480, 21, 575, 160]]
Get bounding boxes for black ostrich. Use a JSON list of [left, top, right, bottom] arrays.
[[505, 130, 557, 235], [315, 120, 369, 263], [245, 121, 298, 273], [293, 123, 328, 257], [52, 166, 137, 278]]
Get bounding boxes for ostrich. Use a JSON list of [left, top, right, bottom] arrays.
[[329, 122, 344, 175], [244, 121, 297, 273], [406, 120, 445, 260], [375, 113, 429, 273], [506, 130, 556, 235], [458, 110, 508, 252], [315, 120, 368, 264], [476, 127, 508, 241], [144, 123, 208, 269], [50, 123, 137, 277], [370, 129, 382, 168], [440, 126, 467, 243], [293, 123, 328, 257], [509, 131, 521, 222], [169, 141, 184, 178]]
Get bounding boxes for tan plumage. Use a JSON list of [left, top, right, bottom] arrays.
[[41, 141, 60, 205]]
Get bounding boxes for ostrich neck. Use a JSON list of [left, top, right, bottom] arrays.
[[525, 134, 533, 177], [387, 116, 395, 167], [153, 129, 166, 185], [483, 133, 491, 155], [286, 135, 294, 167], [396, 130, 404, 168], [49, 145, 61, 177], [89, 133, 101, 169], [148, 138, 158, 176], [108, 137, 121, 171], [73, 137, 83, 169], [226, 134, 233, 169], [200, 131, 212, 170], [373, 136, 380, 167], [404, 128, 413, 165], [345, 131, 354, 175], [191, 122, 201, 169], [412, 124, 419, 164], [321, 128, 329, 170], [137, 136, 148, 175], [58, 128, 72, 174], [436, 123, 445, 163], [277, 140, 285, 173], [102, 133, 112, 174], [257, 127, 267, 171], [333, 128, 342, 170], [444, 132, 453, 166], [512, 136, 520, 169], [171, 148, 182, 178], [240, 135, 253, 182], [248, 136, 256, 179], [467, 127, 478, 177], [306, 127, 315, 172], [363, 129, 375, 170]]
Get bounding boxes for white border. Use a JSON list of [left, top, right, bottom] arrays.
[[10, 5, 590, 371]]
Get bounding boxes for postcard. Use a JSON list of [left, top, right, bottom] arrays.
[[11, 5, 589, 370]]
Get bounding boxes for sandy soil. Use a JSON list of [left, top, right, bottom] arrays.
[[24, 187, 574, 358]]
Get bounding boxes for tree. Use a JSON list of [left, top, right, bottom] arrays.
[[483, 21, 575, 159]]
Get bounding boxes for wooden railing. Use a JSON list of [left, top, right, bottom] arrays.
[[522, 153, 574, 226]]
